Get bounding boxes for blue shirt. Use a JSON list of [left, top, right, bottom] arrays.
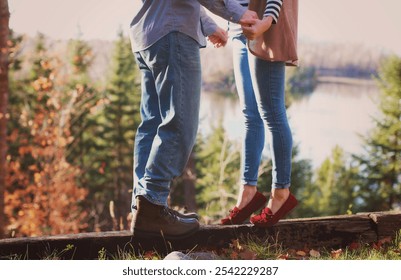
[[129, 0, 247, 52]]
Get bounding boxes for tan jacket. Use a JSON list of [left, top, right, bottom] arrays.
[[248, 0, 298, 66]]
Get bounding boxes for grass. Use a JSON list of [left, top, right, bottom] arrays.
[[99, 230, 401, 260], [218, 230, 401, 260], [2, 230, 401, 260]]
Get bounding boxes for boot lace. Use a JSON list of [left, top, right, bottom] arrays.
[[162, 207, 179, 223]]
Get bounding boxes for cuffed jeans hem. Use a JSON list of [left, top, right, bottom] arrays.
[[272, 183, 291, 189], [134, 192, 168, 207], [240, 179, 258, 186]]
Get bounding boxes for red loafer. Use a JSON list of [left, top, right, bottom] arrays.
[[221, 191, 267, 225], [250, 193, 298, 227]]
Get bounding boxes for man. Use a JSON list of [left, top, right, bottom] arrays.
[[130, 0, 257, 239]]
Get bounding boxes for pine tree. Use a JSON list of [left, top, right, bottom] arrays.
[[194, 123, 241, 222], [299, 146, 359, 217], [0, 0, 10, 238], [354, 56, 401, 211], [92, 31, 141, 230], [307, 146, 358, 215], [65, 38, 98, 166], [64, 38, 107, 231]]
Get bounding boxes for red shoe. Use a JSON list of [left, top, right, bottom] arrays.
[[250, 193, 298, 227], [221, 191, 267, 225]]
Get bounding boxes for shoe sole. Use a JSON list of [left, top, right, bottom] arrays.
[[252, 194, 298, 228], [221, 192, 267, 225], [252, 203, 297, 228]]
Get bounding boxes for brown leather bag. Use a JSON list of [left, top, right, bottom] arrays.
[[248, 0, 298, 66]]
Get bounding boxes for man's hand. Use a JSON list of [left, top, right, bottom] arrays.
[[238, 10, 258, 25], [242, 16, 273, 40], [208, 27, 228, 48]]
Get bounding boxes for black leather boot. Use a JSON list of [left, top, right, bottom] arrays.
[[131, 195, 199, 239]]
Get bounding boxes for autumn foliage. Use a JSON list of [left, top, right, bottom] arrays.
[[5, 36, 88, 237], [2, 32, 141, 237]]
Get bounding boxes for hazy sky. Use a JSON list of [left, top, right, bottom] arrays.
[[9, 0, 401, 55]]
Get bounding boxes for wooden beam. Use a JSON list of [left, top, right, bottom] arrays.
[[0, 212, 400, 259]]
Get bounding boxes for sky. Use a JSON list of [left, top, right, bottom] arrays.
[[8, 0, 401, 55]]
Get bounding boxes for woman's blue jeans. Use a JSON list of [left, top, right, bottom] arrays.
[[232, 34, 292, 189], [132, 32, 201, 208]]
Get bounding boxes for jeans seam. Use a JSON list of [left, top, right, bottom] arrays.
[[235, 35, 265, 186], [168, 32, 181, 169], [267, 62, 289, 187], [178, 34, 184, 161]]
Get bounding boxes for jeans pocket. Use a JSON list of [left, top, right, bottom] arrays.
[[142, 34, 171, 71]]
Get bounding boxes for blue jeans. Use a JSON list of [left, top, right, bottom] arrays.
[[132, 32, 201, 208], [232, 34, 292, 189]]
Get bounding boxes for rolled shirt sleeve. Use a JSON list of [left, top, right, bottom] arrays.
[[197, 0, 246, 23], [200, 7, 218, 36]]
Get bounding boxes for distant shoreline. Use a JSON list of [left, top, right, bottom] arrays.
[[317, 76, 377, 86]]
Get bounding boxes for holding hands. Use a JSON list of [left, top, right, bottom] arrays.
[[241, 16, 273, 40], [207, 12, 274, 47], [241, 16, 274, 40], [239, 10, 272, 40], [208, 27, 228, 48]]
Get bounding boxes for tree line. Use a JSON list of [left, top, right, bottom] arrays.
[[0, 28, 400, 237]]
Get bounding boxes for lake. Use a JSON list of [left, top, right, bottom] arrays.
[[199, 80, 380, 168]]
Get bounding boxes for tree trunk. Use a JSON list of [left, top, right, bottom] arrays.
[[0, 0, 10, 239]]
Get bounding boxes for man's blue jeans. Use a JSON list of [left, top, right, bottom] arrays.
[[232, 34, 292, 189], [132, 32, 201, 208]]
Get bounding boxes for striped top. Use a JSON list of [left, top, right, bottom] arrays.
[[229, 0, 284, 35], [236, 0, 283, 23]]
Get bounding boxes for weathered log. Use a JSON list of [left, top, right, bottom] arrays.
[[0, 212, 400, 259], [367, 211, 401, 239]]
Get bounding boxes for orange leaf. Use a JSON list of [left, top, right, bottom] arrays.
[[330, 249, 342, 259], [296, 250, 306, 257], [277, 253, 289, 260], [230, 251, 239, 260], [34, 173, 42, 184]]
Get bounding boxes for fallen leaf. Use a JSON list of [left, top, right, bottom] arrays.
[[230, 251, 239, 260], [330, 249, 342, 259], [144, 251, 155, 260], [378, 236, 392, 245], [348, 242, 360, 251], [287, 249, 297, 256], [239, 249, 258, 260], [309, 249, 321, 258], [296, 250, 306, 257], [277, 253, 289, 260], [372, 242, 381, 250], [231, 239, 243, 251]]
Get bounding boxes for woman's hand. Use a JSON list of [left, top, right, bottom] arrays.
[[241, 16, 274, 40]]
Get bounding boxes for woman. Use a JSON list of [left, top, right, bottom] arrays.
[[221, 0, 298, 227]]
